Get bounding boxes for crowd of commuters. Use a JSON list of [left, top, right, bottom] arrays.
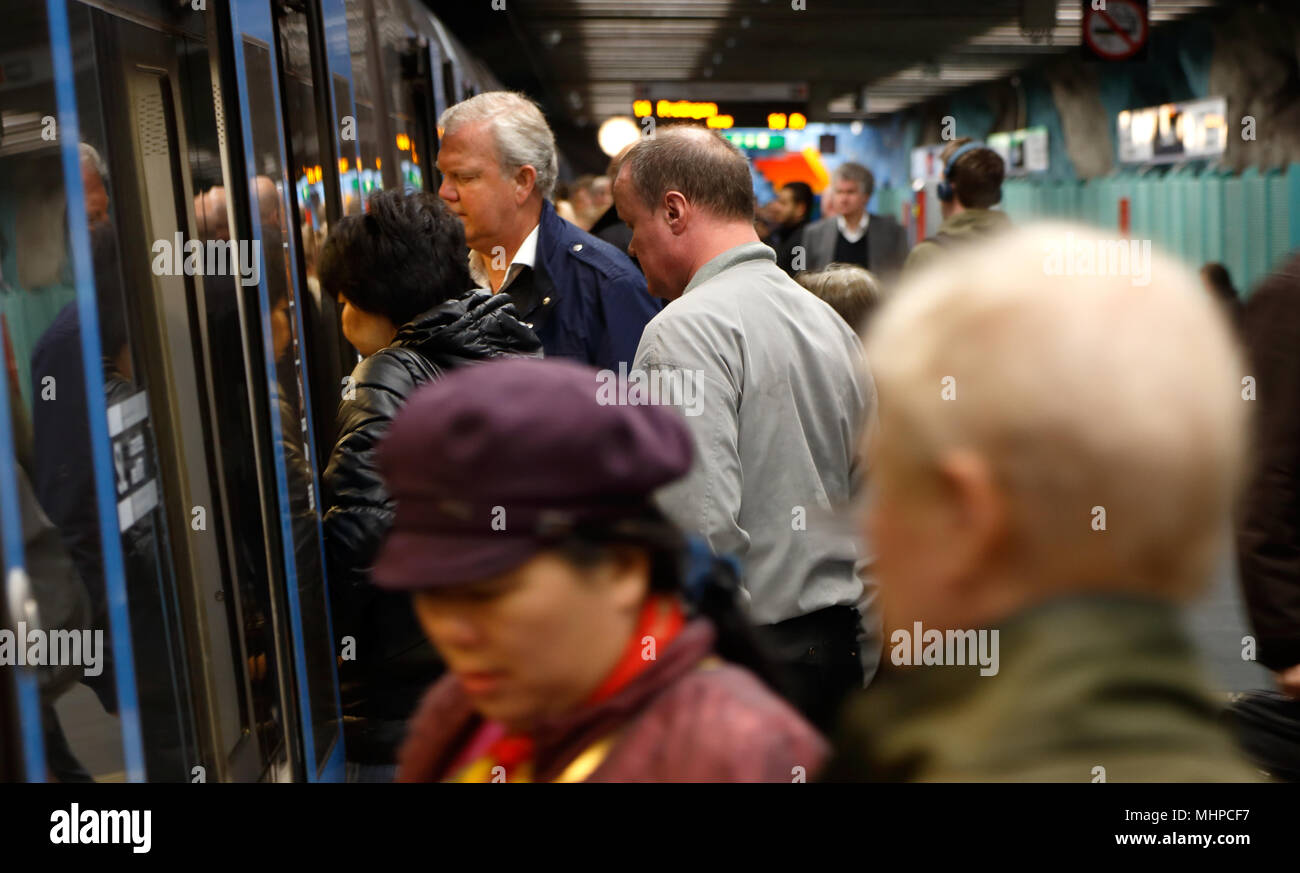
[[308, 89, 1298, 782]]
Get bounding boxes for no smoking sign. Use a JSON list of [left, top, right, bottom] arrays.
[[1082, 0, 1149, 62]]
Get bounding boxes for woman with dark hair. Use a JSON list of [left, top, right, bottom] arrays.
[[318, 189, 540, 778], [373, 357, 825, 782]]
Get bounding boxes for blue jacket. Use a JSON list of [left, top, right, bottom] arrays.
[[520, 199, 661, 371]]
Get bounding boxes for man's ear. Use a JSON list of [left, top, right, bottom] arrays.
[[515, 164, 539, 205], [664, 191, 689, 235], [934, 449, 1008, 593]]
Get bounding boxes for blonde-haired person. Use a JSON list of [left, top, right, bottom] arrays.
[[796, 263, 883, 332], [824, 222, 1260, 782]]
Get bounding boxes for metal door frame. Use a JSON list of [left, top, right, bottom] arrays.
[[43, 0, 146, 782], [222, 0, 343, 783]]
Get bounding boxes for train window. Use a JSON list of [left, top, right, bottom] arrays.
[[351, 102, 384, 200], [67, 1, 260, 783], [178, 16, 294, 781], [278, 12, 328, 290], [343, 0, 385, 199], [331, 71, 365, 216], [372, 1, 422, 193], [318, 0, 364, 217], [26, 3, 308, 786], [237, 29, 340, 778], [441, 60, 456, 121], [391, 37, 435, 194], [276, 0, 358, 498], [0, 2, 128, 783], [0, 0, 208, 782]]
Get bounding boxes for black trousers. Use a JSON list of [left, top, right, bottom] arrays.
[[756, 605, 864, 735]]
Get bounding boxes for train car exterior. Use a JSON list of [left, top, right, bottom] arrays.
[[0, 0, 500, 782]]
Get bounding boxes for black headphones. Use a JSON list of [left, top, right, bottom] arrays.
[[936, 141, 986, 203]]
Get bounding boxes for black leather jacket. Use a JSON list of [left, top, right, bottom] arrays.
[[323, 290, 540, 759]]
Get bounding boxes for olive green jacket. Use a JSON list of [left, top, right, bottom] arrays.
[[902, 208, 1012, 277], [823, 595, 1263, 782]]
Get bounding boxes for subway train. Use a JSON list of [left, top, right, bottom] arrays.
[[0, 0, 504, 782]]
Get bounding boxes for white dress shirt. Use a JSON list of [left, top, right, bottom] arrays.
[[469, 223, 540, 292], [836, 212, 870, 244]]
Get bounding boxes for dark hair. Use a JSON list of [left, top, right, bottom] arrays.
[[620, 125, 755, 222], [89, 220, 128, 359], [782, 182, 814, 219], [1201, 263, 1243, 330], [943, 138, 1005, 209], [551, 508, 789, 695], [317, 189, 471, 326], [796, 263, 882, 331], [1201, 263, 1237, 304]]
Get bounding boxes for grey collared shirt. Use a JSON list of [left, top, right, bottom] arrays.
[[634, 243, 877, 663]]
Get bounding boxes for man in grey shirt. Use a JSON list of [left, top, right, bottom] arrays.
[[613, 126, 876, 730]]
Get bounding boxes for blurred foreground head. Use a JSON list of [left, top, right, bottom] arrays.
[[864, 222, 1247, 632]]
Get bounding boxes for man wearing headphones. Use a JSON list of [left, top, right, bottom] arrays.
[[904, 138, 1010, 277]]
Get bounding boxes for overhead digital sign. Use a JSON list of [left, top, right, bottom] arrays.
[[632, 100, 810, 130], [632, 83, 810, 131]]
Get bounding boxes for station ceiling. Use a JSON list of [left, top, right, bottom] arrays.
[[435, 0, 1225, 168]]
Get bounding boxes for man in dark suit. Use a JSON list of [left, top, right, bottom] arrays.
[[794, 162, 907, 284], [770, 181, 814, 276], [588, 147, 636, 265]]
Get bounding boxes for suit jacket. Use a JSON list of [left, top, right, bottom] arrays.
[[588, 204, 634, 259], [797, 213, 908, 282]]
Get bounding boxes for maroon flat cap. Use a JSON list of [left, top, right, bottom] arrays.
[[371, 357, 694, 590]]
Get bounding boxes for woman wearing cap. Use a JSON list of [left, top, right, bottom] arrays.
[[374, 357, 826, 782], [318, 189, 541, 778]]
